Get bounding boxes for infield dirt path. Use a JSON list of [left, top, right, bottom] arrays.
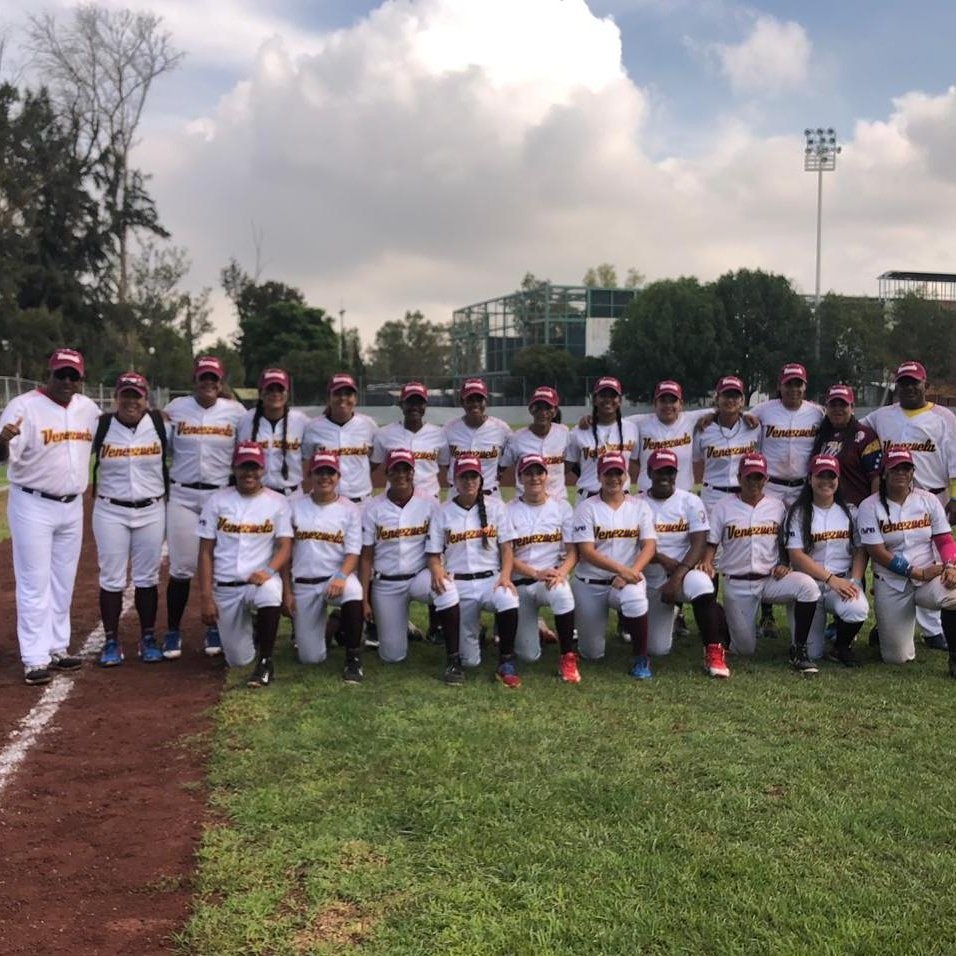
[[0, 500, 223, 955]]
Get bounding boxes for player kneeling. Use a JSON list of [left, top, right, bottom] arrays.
[[642, 450, 728, 678], [507, 454, 579, 683], [198, 442, 293, 687], [284, 452, 365, 683], [702, 453, 820, 673]]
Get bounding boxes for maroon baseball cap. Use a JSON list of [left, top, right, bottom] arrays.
[[648, 449, 679, 472], [401, 382, 429, 402], [454, 454, 483, 478], [49, 348, 85, 376], [593, 376, 623, 396], [716, 375, 745, 395], [517, 453, 547, 475], [883, 446, 915, 471], [597, 452, 628, 476], [233, 441, 265, 468], [309, 451, 341, 474], [114, 371, 148, 397], [654, 380, 683, 400], [810, 454, 841, 477], [328, 372, 358, 393], [194, 355, 225, 380], [528, 386, 559, 408], [779, 363, 808, 385], [894, 360, 927, 382], [258, 368, 290, 391], [826, 384, 855, 405], [385, 448, 415, 471], [738, 453, 769, 477], [460, 378, 489, 400]]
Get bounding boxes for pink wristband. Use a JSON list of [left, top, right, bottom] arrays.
[[932, 532, 956, 565]]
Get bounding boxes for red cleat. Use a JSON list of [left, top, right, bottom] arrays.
[[558, 651, 581, 684], [704, 643, 731, 679]]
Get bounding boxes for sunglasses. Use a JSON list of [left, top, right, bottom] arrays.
[[53, 368, 81, 381]]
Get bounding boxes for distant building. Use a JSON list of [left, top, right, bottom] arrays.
[[878, 271, 956, 304]]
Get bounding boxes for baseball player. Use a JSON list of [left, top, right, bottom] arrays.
[[237, 367, 309, 496], [783, 454, 869, 664], [857, 446, 956, 674], [506, 453, 579, 682], [283, 451, 364, 683], [91, 372, 167, 666], [570, 451, 657, 678], [565, 377, 639, 498], [0, 348, 99, 685], [163, 355, 244, 659], [429, 454, 521, 686], [371, 381, 450, 499], [301, 373, 377, 502], [702, 453, 820, 671], [359, 449, 465, 683], [642, 449, 728, 678], [862, 360, 956, 650], [197, 441, 293, 687], [442, 378, 511, 496], [500, 387, 570, 502]]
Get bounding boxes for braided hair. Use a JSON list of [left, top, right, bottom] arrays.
[[252, 400, 291, 482], [454, 472, 491, 550], [783, 479, 854, 562], [591, 402, 624, 459]]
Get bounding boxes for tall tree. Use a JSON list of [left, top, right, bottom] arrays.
[[582, 264, 645, 288], [885, 293, 956, 385], [509, 344, 577, 398], [815, 293, 891, 397], [366, 311, 450, 382]]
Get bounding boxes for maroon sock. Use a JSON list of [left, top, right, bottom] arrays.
[[134, 586, 158, 633], [555, 611, 575, 654], [496, 608, 518, 658], [438, 604, 460, 656], [166, 577, 191, 630], [339, 600, 364, 650], [793, 601, 817, 646], [99, 588, 123, 637], [690, 593, 721, 646], [623, 614, 648, 656], [256, 606, 281, 658]]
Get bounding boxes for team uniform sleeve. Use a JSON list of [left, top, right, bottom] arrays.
[[427, 502, 446, 553], [858, 425, 883, 478], [706, 505, 725, 546], [370, 429, 388, 466], [928, 494, 952, 536], [197, 494, 219, 540], [560, 501, 575, 544], [637, 501, 657, 541], [848, 504, 862, 549], [692, 429, 704, 464], [500, 434, 516, 469], [437, 439, 451, 467], [685, 495, 710, 534], [361, 500, 377, 548], [786, 506, 806, 550], [495, 501, 515, 544], [301, 420, 318, 463], [855, 497, 883, 546], [565, 430, 582, 464], [570, 500, 595, 544], [274, 499, 294, 538], [344, 506, 362, 555]]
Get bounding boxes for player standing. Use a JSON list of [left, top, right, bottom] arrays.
[[442, 378, 511, 496], [0, 348, 99, 685], [500, 387, 569, 502]]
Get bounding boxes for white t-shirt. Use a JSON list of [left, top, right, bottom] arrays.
[[371, 421, 450, 499], [707, 494, 786, 577], [197, 488, 293, 581], [507, 496, 574, 572], [290, 495, 362, 579], [628, 410, 707, 493], [571, 495, 656, 579], [752, 399, 824, 480], [500, 424, 570, 501], [237, 408, 309, 492], [96, 413, 165, 500], [0, 389, 99, 496], [302, 413, 377, 500], [164, 395, 244, 488], [692, 418, 761, 489], [430, 495, 515, 575], [785, 502, 859, 577], [362, 493, 438, 575], [443, 416, 512, 492], [642, 489, 710, 587], [565, 419, 639, 494]]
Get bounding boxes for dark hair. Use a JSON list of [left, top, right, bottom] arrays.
[[454, 471, 491, 550], [783, 479, 854, 561], [876, 466, 913, 523], [811, 412, 859, 457], [591, 401, 624, 457], [252, 399, 290, 482]]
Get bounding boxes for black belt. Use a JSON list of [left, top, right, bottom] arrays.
[[704, 483, 740, 493], [926, 486, 946, 495], [726, 573, 769, 581], [512, 577, 536, 586], [294, 575, 331, 584], [768, 476, 805, 487], [267, 485, 300, 496], [453, 570, 495, 581], [19, 485, 78, 503], [349, 496, 364, 504], [216, 580, 248, 587], [173, 480, 222, 491], [99, 495, 161, 509], [376, 571, 420, 581], [576, 575, 615, 585], [482, 489, 498, 496]]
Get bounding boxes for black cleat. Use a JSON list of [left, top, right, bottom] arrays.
[[343, 657, 364, 684], [789, 644, 818, 674], [443, 655, 465, 685], [247, 657, 274, 688], [825, 644, 861, 668], [50, 652, 83, 671], [24, 667, 52, 686]]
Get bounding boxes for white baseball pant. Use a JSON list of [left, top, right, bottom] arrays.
[[8, 488, 84, 667], [721, 571, 819, 655], [212, 575, 283, 667], [763, 481, 805, 509], [293, 574, 363, 664], [873, 574, 956, 664], [92, 498, 166, 590], [785, 583, 869, 659], [514, 580, 575, 663], [915, 489, 949, 639], [370, 569, 460, 664], [646, 569, 714, 656], [456, 576, 520, 667], [571, 576, 649, 661], [167, 486, 217, 579], [700, 485, 737, 516]]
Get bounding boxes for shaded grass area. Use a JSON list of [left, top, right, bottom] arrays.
[[181, 609, 956, 955]]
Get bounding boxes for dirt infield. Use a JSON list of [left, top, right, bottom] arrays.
[[0, 506, 223, 955]]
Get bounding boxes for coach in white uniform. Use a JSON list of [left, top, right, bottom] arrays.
[[0, 348, 99, 685], [443, 378, 511, 497], [501, 387, 570, 502]]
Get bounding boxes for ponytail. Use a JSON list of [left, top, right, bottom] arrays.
[[475, 474, 491, 550], [280, 406, 289, 482]]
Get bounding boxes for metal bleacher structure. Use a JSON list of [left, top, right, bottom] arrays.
[[877, 271, 956, 304]]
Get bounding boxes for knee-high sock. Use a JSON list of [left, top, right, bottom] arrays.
[[166, 577, 191, 630], [496, 607, 518, 659], [835, 616, 863, 648], [134, 585, 158, 633], [941, 608, 956, 653], [100, 588, 123, 638], [690, 592, 721, 646], [622, 614, 648, 656], [256, 606, 281, 659], [555, 610, 575, 654], [439, 604, 460, 656], [793, 600, 817, 647], [340, 600, 364, 652]]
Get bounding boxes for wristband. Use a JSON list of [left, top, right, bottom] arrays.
[[333, 571, 347, 581], [261, 566, 277, 578], [888, 555, 911, 577], [823, 572, 833, 585]]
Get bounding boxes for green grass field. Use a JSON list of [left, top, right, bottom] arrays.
[[179, 607, 956, 955]]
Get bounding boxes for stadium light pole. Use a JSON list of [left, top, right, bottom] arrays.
[[804, 127, 841, 362]]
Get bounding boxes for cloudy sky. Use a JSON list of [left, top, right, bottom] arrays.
[[4, 0, 956, 347]]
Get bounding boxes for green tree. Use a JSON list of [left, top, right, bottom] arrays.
[[582, 264, 644, 288], [885, 293, 956, 385], [510, 345, 577, 399], [815, 294, 891, 396], [366, 311, 450, 382]]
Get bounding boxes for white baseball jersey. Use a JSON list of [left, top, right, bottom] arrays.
[[785, 503, 860, 576], [443, 416, 512, 491], [507, 496, 574, 571], [0, 389, 99, 496], [628, 410, 707, 493], [707, 494, 786, 576], [197, 488, 293, 581], [164, 395, 244, 487], [751, 399, 824, 479], [862, 404, 956, 494], [237, 408, 309, 492], [95, 413, 166, 500], [642, 489, 709, 587], [571, 495, 657, 578], [501, 424, 570, 501], [371, 421, 450, 498], [302, 413, 377, 500], [290, 495, 362, 578], [362, 493, 438, 574], [565, 419, 639, 494], [857, 489, 951, 591], [692, 418, 761, 489], [430, 496, 515, 575]]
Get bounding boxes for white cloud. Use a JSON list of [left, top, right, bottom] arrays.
[[714, 15, 811, 96]]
